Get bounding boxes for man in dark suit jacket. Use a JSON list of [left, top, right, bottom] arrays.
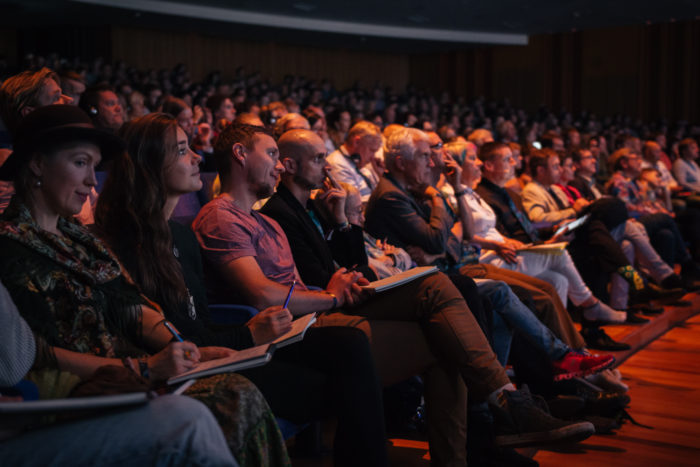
[[568, 148, 605, 201], [365, 129, 598, 351], [260, 173, 373, 288]]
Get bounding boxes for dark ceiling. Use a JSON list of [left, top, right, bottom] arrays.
[[156, 0, 699, 34], [1, 0, 699, 52]]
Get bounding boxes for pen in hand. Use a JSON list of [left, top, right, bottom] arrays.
[[283, 280, 296, 309], [163, 320, 193, 360]]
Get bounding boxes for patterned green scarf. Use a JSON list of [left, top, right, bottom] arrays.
[[0, 198, 145, 359]]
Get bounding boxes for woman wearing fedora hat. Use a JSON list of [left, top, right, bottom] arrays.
[[0, 105, 290, 466]]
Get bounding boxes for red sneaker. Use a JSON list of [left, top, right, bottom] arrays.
[[552, 352, 615, 381]]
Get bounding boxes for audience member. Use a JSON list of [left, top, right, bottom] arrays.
[[94, 113, 388, 467], [327, 120, 382, 202], [0, 105, 289, 466]]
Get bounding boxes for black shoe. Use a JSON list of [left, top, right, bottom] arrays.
[[631, 283, 686, 304], [630, 303, 664, 315], [664, 272, 700, 292], [580, 327, 631, 351], [576, 387, 632, 418], [546, 395, 586, 419], [583, 415, 621, 435], [490, 385, 595, 448], [660, 274, 684, 290], [625, 311, 649, 324]]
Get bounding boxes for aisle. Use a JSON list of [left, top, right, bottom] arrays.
[[535, 314, 700, 466]]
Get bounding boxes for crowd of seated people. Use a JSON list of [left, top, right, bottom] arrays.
[[0, 54, 698, 466]]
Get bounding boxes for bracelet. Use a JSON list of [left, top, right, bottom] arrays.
[[324, 291, 338, 310], [454, 189, 467, 197], [138, 357, 150, 380], [335, 221, 351, 232]]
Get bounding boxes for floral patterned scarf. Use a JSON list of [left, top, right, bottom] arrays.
[[0, 198, 145, 359]]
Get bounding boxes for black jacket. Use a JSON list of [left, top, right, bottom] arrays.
[[260, 184, 374, 289]]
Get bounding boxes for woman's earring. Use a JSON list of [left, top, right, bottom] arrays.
[[35, 179, 42, 187]]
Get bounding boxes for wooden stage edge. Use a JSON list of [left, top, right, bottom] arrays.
[[599, 291, 700, 365]]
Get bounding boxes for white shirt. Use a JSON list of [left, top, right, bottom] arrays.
[[462, 188, 505, 243], [642, 160, 678, 189], [327, 145, 372, 202], [672, 158, 700, 192]]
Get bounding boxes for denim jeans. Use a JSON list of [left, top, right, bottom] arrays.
[[474, 279, 570, 365], [0, 395, 238, 467]]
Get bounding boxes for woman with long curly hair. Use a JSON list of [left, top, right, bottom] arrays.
[[94, 113, 389, 467]]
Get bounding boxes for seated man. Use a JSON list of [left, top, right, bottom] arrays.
[[366, 129, 588, 351], [263, 129, 614, 373], [0, 280, 238, 467], [523, 148, 684, 298], [672, 138, 700, 192], [326, 121, 383, 202], [192, 123, 596, 463], [0, 67, 73, 213], [606, 147, 699, 278]]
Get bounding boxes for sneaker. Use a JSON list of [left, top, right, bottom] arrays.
[[585, 369, 629, 393], [490, 385, 595, 448], [552, 351, 615, 381]]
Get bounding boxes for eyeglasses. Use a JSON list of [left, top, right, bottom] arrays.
[[430, 142, 443, 150]]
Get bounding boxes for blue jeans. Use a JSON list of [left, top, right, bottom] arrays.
[[0, 395, 238, 467], [474, 279, 570, 365]]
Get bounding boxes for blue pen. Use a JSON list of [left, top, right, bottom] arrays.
[[283, 280, 296, 309], [163, 321, 192, 359]]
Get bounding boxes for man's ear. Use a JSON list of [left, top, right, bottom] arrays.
[[281, 157, 297, 174], [483, 160, 494, 173], [231, 143, 246, 167], [394, 155, 407, 172]]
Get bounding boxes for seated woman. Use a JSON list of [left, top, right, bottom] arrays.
[[0, 105, 289, 467], [0, 280, 238, 467], [443, 140, 626, 325], [93, 113, 388, 467]]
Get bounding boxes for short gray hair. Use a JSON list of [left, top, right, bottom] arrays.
[[384, 128, 428, 168]]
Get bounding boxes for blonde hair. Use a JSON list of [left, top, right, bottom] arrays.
[[346, 120, 381, 145], [0, 67, 59, 135]]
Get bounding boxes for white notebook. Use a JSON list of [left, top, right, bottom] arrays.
[[360, 266, 439, 292], [167, 344, 273, 385], [0, 392, 149, 413]]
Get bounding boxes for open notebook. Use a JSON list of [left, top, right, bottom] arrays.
[[0, 392, 149, 414], [168, 313, 317, 385], [360, 266, 439, 293]]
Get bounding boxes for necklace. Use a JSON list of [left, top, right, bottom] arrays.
[[173, 245, 197, 320]]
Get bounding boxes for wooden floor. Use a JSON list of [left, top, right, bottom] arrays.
[[291, 296, 700, 466], [535, 313, 700, 466]]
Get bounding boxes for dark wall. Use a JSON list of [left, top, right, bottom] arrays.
[[409, 20, 700, 123], [3, 19, 698, 123]]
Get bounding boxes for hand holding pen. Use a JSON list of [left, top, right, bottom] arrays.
[[244, 282, 294, 345]]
